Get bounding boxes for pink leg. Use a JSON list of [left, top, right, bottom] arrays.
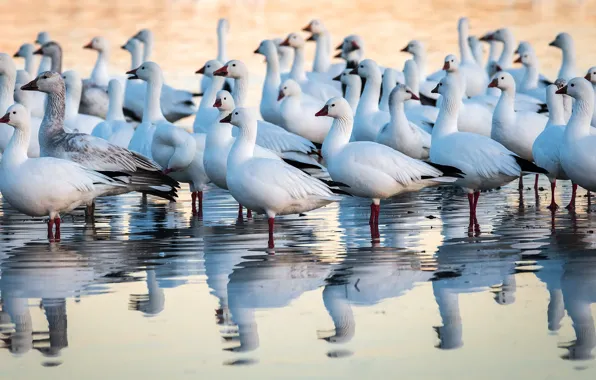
[[473, 191, 480, 214], [247, 209, 253, 219], [566, 183, 578, 211], [198, 191, 203, 217], [547, 180, 559, 211], [467, 193, 475, 219], [268, 217, 275, 249], [238, 204, 244, 220], [55, 217, 61, 241], [191, 192, 197, 214], [369, 203, 375, 225], [373, 204, 380, 225], [518, 175, 524, 191], [47, 219, 55, 241], [534, 174, 539, 190]]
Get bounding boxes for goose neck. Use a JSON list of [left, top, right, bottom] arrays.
[[107, 87, 125, 121], [143, 76, 165, 123], [561, 45, 577, 73], [488, 41, 500, 62], [547, 95, 565, 127], [433, 94, 460, 139], [313, 33, 330, 72], [0, 74, 16, 114], [142, 36, 153, 62], [263, 51, 281, 98], [65, 83, 81, 119], [23, 53, 34, 76], [357, 74, 381, 112], [413, 51, 427, 79], [91, 50, 110, 86], [498, 36, 515, 69], [232, 77, 249, 107], [2, 128, 30, 167], [49, 51, 62, 73], [389, 101, 408, 126], [290, 46, 307, 81], [565, 98, 594, 139], [39, 87, 67, 150], [322, 115, 352, 160], [228, 123, 257, 168], [458, 24, 473, 63], [200, 76, 225, 110], [217, 28, 228, 63], [344, 82, 361, 111]]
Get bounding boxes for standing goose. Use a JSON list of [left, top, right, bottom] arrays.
[[303, 19, 344, 79], [278, 79, 332, 145], [489, 72, 548, 189], [193, 59, 225, 133], [379, 68, 402, 112], [62, 70, 105, 134], [376, 84, 431, 160], [21, 71, 179, 214], [0, 103, 127, 240], [13, 70, 41, 157], [429, 75, 546, 226], [222, 108, 341, 248], [480, 28, 526, 86], [333, 69, 361, 113], [92, 79, 135, 148], [199, 19, 232, 95], [82, 36, 114, 87], [13, 43, 36, 77], [549, 33, 577, 81], [255, 39, 284, 126], [316, 97, 461, 238], [13, 44, 45, 118], [558, 78, 596, 201], [455, 17, 488, 97]]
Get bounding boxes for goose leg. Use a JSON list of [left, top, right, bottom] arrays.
[[566, 183, 578, 211], [47, 219, 54, 241], [191, 192, 197, 214], [55, 217, 61, 241], [534, 174, 539, 190], [247, 209, 252, 218], [268, 217, 275, 249], [467, 193, 475, 231], [547, 180, 559, 211], [518, 175, 524, 191], [373, 204, 380, 226], [473, 191, 480, 214], [369, 203, 375, 225], [197, 191, 203, 217], [238, 204, 244, 220]]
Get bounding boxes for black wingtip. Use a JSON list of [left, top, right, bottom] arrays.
[[192, 92, 203, 97], [283, 158, 322, 170], [331, 188, 352, 196], [513, 155, 548, 174], [123, 107, 142, 122], [223, 81, 233, 93], [537, 103, 549, 113], [319, 179, 351, 188], [426, 162, 465, 178], [419, 92, 437, 107]]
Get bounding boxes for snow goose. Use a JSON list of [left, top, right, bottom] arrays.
[[515, 41, 551, 87], [280, 33, 341, 101], [549, 33, 577, 81], [441, 55, 493, 136], [333, 69, 361, 113], [532, 82, 572, 210], [480, 28, 525, 85], [13, 43, 35, 77], [376, 84, 431, 160], [193, 59, 225, 133], [255, 39, 284, 126], [92, 79, 135, 148], [0, 103, 127, 240], [273, 38, 294, 73], [204, 90, 280, 219], [379, 68, 402, 112], [222, 107, 341, 248], [350, 59, 389, 141], [303, 19, 344, 79], [429, 74, 545, 225], [82, 36, 114, 87], [0, 54, 41, 157], [403, 59, 438, 127], [400, 40, 440, 105], [278, 79, 332, 144], [13, 70, 41, 157], [489, 71, 548, 188], [21, 71, 179, 213], [316, 97, 460, 237], [199, 19, 231, 95], [468, 36, 484, 66], [583, 68, 596, 127], [479, 31, 502, 77], [34, 31, 51, 74], [336, 35, 365, 70], [62, 70, 105, 134], [515, 46, 546, 102], [455, 17, 488, 97], [126, 62, 208, 215], [212, 60, 318, 156], [558, 78, 596, 197]]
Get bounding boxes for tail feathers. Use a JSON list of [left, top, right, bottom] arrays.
[[537, 103, 548, 113], [98, 169, 181, 201], [513, 155, 548, 174], [426, 162, 465, 178]]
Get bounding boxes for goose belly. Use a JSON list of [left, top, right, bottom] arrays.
[[561, 139, 596, 192], [327, 160, 404, 200]]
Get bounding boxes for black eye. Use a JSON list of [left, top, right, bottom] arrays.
[[360, 65, 363, 68], [224, 97, 227, 100], [501, 77, 504, 80], [235, 112, 238, 115], [232, 64, 236, 67], [207, 65, 210, 68], [141, 66, 145, 70], [571, 84, 575, 87], [284, 87, 287, 89], [439, 83, 443, 86], [12, 111, 15, 114], [331, 104, 335, 107]]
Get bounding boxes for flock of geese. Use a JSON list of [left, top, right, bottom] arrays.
[[0, 17, 594, 248]]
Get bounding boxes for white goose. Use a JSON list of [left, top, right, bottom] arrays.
[[280, 33, 341, 101], [469, 36, 484, 66], [91, 79, 135, 148], [403, 59, 438, 127], [350, 59, 390, 141], [316, 97, 460, 237], [376, 84, 431, 160], [583, 68, 596, 127], [82, 36, 119, 88], [34, 31, 52, 74], [379, 68, 402, 112], [479, 31, 502, 77], [199, 18, 232, 95], [0, 103, 126, 240], [549, 33, 577, 81], [223, 107, 341, 248], [532, 83, 572, 210], [429, 75, 545, 224], [489, 72, 548, 188], [212, 60, 318, 157], [278, 79, 332, 144], [336, 35, 365, 69], [302, 19, 344, 79], [21, 71, 179, 213], [559, 78, 596, 197], [255, 39, 284, 126], [333, 69, 361, 113], [204, 90, 280, 219], [515, 46, 546, 102], [193, 59, 225, 133], [13, 70, 41, 157], [273, 37, 294, 73], [515, 41, 551, 88], [0, 53, 41, 157], [455, 17, 488, 97], [13, 45, 45, 118], [481, 28, 526, 86], [62, 70, 105, 134], [13, 43, 36, 77], [400, 40, 441, 105]]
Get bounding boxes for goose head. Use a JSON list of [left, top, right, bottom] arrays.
[[315, 97, 351, 118], [556, 77, 592, 100], [390, 84, 419, 105], [214, 90, 234, 111], [213, 60, 247, 79], [584, 67, 596, 84], [33, 41, 61, 59], [479, 31, 494, 42], [442, 54, 459, 72], [277, 79, 301, 101], [61, 70, 82, 93], [121, 37, 141, 53], [21, 71, 64, 93], [0, 53, 17, 78], [133, 29, 152, 43], [254, 39, 277, 57], [514, 41, 532, 55], [341, 35, 363, 54], [217, 18, 230, 34], [83, 36, 109, 52], [333, 69, 360, 86], [515, 48, 537, 67], [126, 62, 162, 82], [489, 28, 514, 44], [431, 75, 462, 98], [486, 61, 502, 78], [0, 104, 30, 130], [219, 107, 255, 129], [350, 59, 380, 80], [280, 33, 305, 49], [35, 31, 50, 45], [302, 19, 325, 34], [400, 40, 424, 57], [549, 32, 573, 50], [14, 43, 34, 58], [195, 59, 223, 77], [488, 71, 516, 92]]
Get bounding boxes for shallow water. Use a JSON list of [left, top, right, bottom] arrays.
[[2, 0, 596, 378]]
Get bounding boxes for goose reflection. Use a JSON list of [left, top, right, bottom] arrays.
[[0, 242, 94, 357]]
